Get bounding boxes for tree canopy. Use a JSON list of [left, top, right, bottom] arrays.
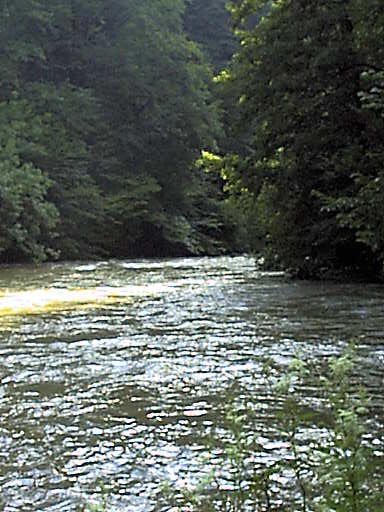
[[220, 0, 384, 280], [0, 0, 233, 262], [1, 0, 384, 281]]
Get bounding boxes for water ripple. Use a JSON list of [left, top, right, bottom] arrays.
[[0, 256, 383, 510]]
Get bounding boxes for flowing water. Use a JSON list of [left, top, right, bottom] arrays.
[[0, 256, 383, 511]]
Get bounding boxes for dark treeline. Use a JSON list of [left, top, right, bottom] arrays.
[[218, 0, 384, 281], [183, 0, 237, 71], [1, 0, 384, 281], [0, 0, 239, 262]]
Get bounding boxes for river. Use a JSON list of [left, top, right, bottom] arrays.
[[0, 256, 383, 511]]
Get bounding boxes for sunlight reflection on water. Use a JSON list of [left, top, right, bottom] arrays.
[[0, 256, 383, 511], [0, 284, 174, 316]]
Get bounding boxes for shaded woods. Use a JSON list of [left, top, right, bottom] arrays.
[[0, 0, 231, 262], [1, 0, 383, 281]]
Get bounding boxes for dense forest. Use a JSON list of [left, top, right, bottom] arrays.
[[0, 0, 236, 262], [1, 0, 383, 281], [220, 0, 384, 280]]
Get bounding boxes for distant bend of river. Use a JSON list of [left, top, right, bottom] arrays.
[[0, 256, 383, 511]]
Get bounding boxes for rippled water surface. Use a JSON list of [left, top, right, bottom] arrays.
[[0, 256, 383, 511]]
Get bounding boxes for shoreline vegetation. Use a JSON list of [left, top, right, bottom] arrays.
[[1, 0, 383, 281]]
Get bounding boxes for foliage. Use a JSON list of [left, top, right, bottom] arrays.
[[184, 0, 237, 71], [0, 99, 58, 261], [162, 346, 383, 511], [196, 151, 249, 253], [0, 0, 229, 262], [221, 0, 384, 280], [2, 0, 382, 270]]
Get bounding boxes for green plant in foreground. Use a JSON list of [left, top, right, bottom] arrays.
[[84, 504, 107, 512], [313, 346, 383, 512], [161, 345, 383, 511], [80, 483, 108, 512]]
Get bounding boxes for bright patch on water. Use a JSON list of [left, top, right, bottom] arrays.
[[0, 256, 383, 511], [0, 284, 171, 316]]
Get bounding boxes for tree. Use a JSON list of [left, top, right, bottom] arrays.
[[184, 0, 237, 71], [0, 0, 227, 261], [0, 99, 58, 261], [323, 0, 384, 275], [223, 0, 384, 279]]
